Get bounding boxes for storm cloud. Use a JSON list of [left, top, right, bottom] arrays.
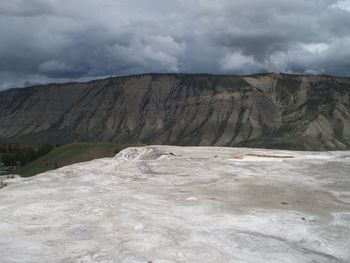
[[0, 0, 350, 89]]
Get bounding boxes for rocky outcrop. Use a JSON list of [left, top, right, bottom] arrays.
[[0, 73, 350, 150]]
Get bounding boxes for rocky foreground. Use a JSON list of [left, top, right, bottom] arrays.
[[0, 146, 349, 262]]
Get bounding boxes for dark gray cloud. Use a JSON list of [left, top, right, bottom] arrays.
[[0, 0, 349, 90], [0, 0, 53, 17]]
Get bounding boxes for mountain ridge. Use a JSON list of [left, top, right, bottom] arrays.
[[1, 73, 350, 150], [2, 72, 350, 94]]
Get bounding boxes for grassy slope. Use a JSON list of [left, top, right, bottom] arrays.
[[17, 142, 141, 177]]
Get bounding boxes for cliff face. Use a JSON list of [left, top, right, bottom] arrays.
[[0, 73, 350, 150]]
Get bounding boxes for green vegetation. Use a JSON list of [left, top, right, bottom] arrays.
[[17, 142, 142, 177], [0, 144, 54, 167], [242, 124, 310, 150]]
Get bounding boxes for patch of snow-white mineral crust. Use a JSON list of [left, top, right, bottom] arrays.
[[0, 146, 349, 263]]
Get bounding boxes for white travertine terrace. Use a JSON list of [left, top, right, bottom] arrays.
[[0, 146, 349, 262]]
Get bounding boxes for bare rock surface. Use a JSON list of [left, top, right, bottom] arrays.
[[0, 146, 350, 262]]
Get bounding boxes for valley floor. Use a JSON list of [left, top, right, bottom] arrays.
[[0, 146, 349, 262]]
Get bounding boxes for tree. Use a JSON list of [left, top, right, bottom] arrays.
[[37, 144, 54, 157], [7, 145, 12, 153], [14, 151, 26, 166], [0, 146, 6, 153], [1, 154, 16, 166], [24, 147, 37, 163]]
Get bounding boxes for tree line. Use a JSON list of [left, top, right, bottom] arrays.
[[0, 144, 54, 167]]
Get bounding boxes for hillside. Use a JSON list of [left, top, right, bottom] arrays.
[[17, 143, 140, 177], [0, 146, 349, 262], [1, 73, 350, 150]]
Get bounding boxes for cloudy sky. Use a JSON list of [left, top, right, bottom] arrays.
[[0, 0, 350, 90]]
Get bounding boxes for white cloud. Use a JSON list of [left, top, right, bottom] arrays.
[[39, 60, 71, 73], [331, 0, 350, 11], [108, 35, 186, 73], [221, 52, 263, 73], [302, 43, 329, 53]]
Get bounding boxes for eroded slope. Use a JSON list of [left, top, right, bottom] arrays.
[[1, 74, 350, 150]]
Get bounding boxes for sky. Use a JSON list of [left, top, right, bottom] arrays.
[[0, 0, 350, 90]]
